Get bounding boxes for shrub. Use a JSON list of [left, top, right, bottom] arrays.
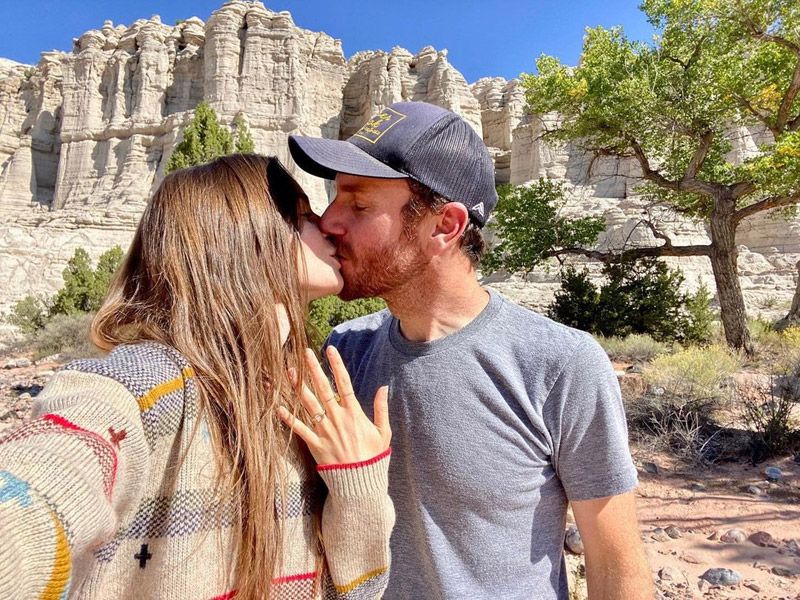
[[6, 295, 49, 334], [643, 345, 741, 400], [547, 268, 599, 333], [308, 296, 386, 347], [625, 391, 717, 464], [22, 313, 100, 360], [683, 283, 716, 344], [596, 334, 669, 363], [50, 247, 124, 317], [548, 258, 712, 343], [740, 378, 799, 460], [749, 317, 784, 352]]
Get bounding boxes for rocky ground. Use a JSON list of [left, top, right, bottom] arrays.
[[2, 354, 799, 599]]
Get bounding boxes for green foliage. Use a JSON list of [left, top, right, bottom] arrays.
[[597, 259, 690, 341], [166, 102, 236, 174], [166, 103, 256, 174], [548, 258, 713, 343], [523, 2, 800, 219], [682, 282, 716, 344], [50, 247, 123, 317], [643, 345, 741, 400], [596, 333, 670, 363], [308, 296, 386, 347], [547, 267, 599, 334], [521, 1, 800, 353], [232, 113, 255, 154], [50, 248, 95, 316], [6, 295, 49, 334], [482, 180, 605, 274]]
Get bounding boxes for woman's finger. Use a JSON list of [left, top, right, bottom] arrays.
[[277, 406, 319, 447], [298, 380, 333, 429], [304, 349, 339, 409], [372, 385, 391, 442], [325, 346, 356, 408]]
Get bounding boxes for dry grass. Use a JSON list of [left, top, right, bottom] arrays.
[[596, 334, 670, 364]]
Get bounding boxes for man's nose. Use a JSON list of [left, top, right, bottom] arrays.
[[320, 199, 344, 237]]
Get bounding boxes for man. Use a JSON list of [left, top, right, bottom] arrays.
[[289, 102, 653, 599]]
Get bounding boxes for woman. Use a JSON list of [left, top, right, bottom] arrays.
[[0, 155, 393, 599]]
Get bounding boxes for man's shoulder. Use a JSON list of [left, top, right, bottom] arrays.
[[325, 308, 392, 352], [492, 291, 598, 363]]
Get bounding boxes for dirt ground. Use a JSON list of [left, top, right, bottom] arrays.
[[2, 355, 799, 599], [632, 451, 800, 599]]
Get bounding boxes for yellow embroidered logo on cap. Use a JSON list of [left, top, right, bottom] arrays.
[[353, 107, 406, 144]]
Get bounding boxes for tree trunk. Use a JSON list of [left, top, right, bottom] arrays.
[[776, 259, 800, 331], [708, 208, 754, 355]]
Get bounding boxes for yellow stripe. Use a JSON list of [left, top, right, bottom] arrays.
[[39, 511, 70, 600], [137, 367, 195, 413], [334, 566, 387, 594]]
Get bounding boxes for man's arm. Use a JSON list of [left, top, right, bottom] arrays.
[[572, 491, 654, 600]]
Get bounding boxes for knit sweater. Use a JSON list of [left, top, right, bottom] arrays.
[[0, 342, 394, 599]]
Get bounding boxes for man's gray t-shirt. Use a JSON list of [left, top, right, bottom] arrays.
[[325, 290, 638, 599]]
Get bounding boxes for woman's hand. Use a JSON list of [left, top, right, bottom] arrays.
[[278, 346, 391, 466]]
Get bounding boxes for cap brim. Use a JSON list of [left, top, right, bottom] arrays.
[[289, 136, 407, 180]]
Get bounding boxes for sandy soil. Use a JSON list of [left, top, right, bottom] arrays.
[[634, 453, 800, 599]]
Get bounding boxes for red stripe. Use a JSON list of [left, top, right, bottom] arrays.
[[43, 413, 85, 432], [317, 447, 392, 472], [209, 592, 236, 600], [42, 413, 119, 496], [271, 571, 317, 584]]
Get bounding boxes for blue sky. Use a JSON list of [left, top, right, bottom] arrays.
[[0, 1, 655, 82]]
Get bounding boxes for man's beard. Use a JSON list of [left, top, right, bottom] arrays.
[[336, 236, 429, 301]]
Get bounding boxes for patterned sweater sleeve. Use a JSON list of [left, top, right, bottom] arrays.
[[316, 449, 395, 598], [0, 368, 151, 599]]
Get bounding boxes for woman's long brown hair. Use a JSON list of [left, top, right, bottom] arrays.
[[91, 154, 316, 599]]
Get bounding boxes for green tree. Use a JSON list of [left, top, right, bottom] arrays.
[[166, 102, 234, 174], [232, 113, 256, 154], [522, 0, 800, 354], [482, 180, 606, 274], [596, 258, 690, 342], [6, 295, 49, 334], [50, 246, 124, 316], [547, 268, 600, 333], [50, 248, 95, 316]]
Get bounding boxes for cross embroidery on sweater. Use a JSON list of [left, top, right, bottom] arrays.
[[109, 427, 127, 448], [135, 544, 152, 568]]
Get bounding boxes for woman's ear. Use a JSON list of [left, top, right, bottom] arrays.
[[429, 202, 469, 254]]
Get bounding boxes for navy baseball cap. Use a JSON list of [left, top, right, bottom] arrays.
[[288, 101, 498, 227]]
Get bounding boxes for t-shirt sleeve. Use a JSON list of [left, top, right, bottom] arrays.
[[543, 335, 638, 501]]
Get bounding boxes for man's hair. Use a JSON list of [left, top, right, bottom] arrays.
[[402, 179, 486, 267]]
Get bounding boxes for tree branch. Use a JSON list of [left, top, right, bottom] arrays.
[[628, 138, 719, 196], [744, 19, 800, 56], [776, 61, 800, 132], [684, 130, 714, 181], [731, 181, 756, 201], [733, 194, 800, 224], [732, 92, 774, 130], [550, 243, 713, 263]]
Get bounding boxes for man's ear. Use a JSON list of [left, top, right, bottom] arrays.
[[428, 202, 469, 254]]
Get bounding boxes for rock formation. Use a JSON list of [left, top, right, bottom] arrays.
[[0, 0, 797, 321]]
